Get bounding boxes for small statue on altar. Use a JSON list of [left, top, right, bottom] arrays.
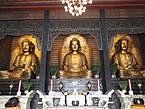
[[73, 88, 78, 95], [112, 36, 145, 78], [0, 39, 39, 79], [58, 38, 92, 78]]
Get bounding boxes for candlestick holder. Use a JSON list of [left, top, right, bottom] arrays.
[[137, 80, 142, 94], [64, 91, 68, 106], [58, 81, 63, 92], [129, 90, 133, 95], [96, 90, 103, 95], [83, 92, 88, 106], [9, 81, 14, 94], [87, 81, 92, 91], [17, 91, 21, 96]]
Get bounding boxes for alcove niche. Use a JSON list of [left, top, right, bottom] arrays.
[[109, 33, 145, 94], [49, 33, 101, 92], [0, 35, 41, 95]]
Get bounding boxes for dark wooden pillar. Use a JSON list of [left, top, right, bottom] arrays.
[[45, 51, 50, 93], [39, 10, 49, 92], [99, 9, 111, 92]]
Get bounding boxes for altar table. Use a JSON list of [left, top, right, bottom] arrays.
[[0, 95, 32, 109], [47, 106, 107, 109], [0, 91, 34, 109], [131, 105, 145, 109]]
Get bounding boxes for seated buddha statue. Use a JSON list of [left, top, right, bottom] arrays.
[[0, 39, 39, 79], [112, 37, 144, 78], [58, 38, 92, 78]]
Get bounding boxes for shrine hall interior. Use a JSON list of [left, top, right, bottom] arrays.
[[0, 0, 145, 108]]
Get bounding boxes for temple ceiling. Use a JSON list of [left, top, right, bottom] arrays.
[[0, 0, 145, 10]]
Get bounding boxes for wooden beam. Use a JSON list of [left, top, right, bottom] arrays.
[[0, 1, 145, 10]]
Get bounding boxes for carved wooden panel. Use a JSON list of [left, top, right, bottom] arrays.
[[138, 33, 145, 66], [0, 35, 13, 69]]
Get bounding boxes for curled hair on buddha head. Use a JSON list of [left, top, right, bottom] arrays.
[[69, 38, 81, 51], [5, 97, 19, 107], [115, 37, 129, 53], [22, 39, 35, 53]]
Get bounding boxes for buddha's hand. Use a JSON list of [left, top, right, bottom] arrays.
[[81, 66, 87, 71], [134, 64, 144, 70], [24, 68, 32, 73], [63, 66, 69, 71], [8, 69, 13, 72], [127, 65, 132, 69], [8, 67, 15, 72], [136, 66, 144, 70], [19, 64, 25, 68], [118, 66, 124, 70]]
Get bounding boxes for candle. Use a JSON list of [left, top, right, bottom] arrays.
[[18, 80, 22, 92], [50, 79, 53, 91], [128, 79, 132, 91], [97, 79, 100, 91]]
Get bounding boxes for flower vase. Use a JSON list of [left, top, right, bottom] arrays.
[[52, 75, 56, 79], [111, 75, 116, 78], [24, 90, 29, 95], [122, 89, 127, 94], [53, 98, 60, 106], [94, 74, 99, 79], [92, 97, 100, 106]]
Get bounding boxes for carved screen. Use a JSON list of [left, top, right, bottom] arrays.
[[0, 35, 13, 69]]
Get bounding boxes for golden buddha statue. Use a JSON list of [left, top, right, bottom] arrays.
[[112, 37, 144, 78], [0, 39, 39, 79], [58, 38, 92, 78]]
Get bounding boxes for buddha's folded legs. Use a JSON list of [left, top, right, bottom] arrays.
[[9, 70, 23, 78], [58, 70, 67, 78], [83, 70, 92, 78], [119, 70, 130, 78], [119, 69, 143, 78], [0, 70, 9, 79], [58, 70, 92, 78]]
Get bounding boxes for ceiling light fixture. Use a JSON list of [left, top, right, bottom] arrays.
[[61, 0, 92, 16]]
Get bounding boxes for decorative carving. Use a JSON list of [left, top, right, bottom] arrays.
[[47, 18, 101, 51], [0, 20, 43, 45], [107, 18, 145, 47], [0, 18, 145, 52]]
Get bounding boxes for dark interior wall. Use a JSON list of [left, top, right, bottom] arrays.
[[0, 8, 145, 20], [0, 10, 44, 20], [105, 8, 145, 18]]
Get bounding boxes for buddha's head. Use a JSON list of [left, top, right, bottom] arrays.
[[115, 38, 129, 52], [22, 39, 35, 53], [70, 38, 81, 52], [120, 39, 128, 51]]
